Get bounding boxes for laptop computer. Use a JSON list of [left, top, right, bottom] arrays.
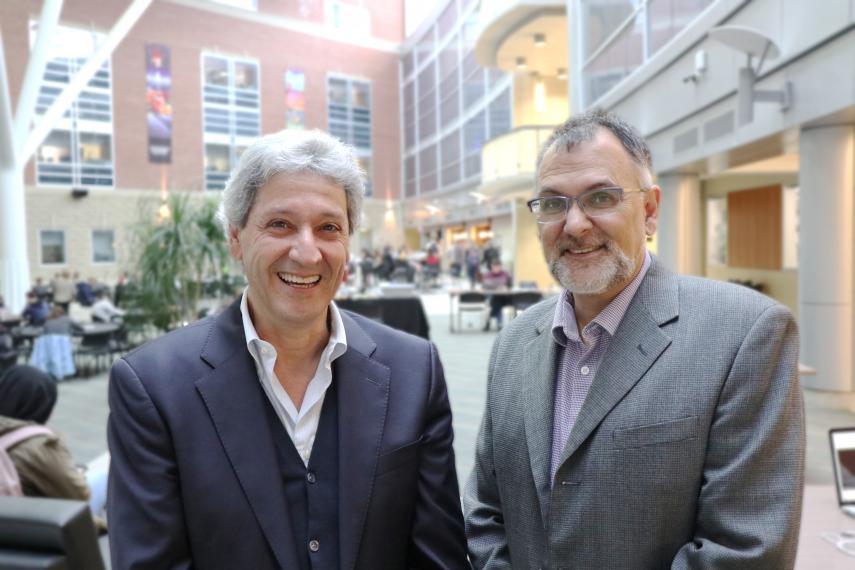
[[829, 428, 855, 517]]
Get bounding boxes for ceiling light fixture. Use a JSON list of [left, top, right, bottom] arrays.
[[516, 57, 527, 70], [533, 33, 546, 47], [557, 67, 567, 80]]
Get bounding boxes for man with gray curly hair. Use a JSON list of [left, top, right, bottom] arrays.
[[108, 129, 468, 569]]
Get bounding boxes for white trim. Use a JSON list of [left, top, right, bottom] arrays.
[[91, 228, 117, 265], [163, 0, 401, 54], [38, 228, 67, 267]]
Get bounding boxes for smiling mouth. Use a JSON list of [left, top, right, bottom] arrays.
[[563, 244, 606, 256], [277, 272, 321, 288]]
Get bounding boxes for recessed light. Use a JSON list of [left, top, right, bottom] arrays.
[[534, 33, 546, 47], [516, 57, 527, 70], [557, 67, 568, 80]]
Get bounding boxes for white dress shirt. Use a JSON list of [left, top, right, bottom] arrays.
[[239, 290, 348, 465]]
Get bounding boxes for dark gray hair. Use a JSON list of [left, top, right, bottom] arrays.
[[220, 129, 365, 235], [536, 108, 653, 179]]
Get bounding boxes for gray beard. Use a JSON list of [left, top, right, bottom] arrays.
[[548, 240, 635, 295]]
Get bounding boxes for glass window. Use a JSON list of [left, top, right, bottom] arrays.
[[463, 111, 485, 179], [488, 88, 511, 139], [327, 75, 372, 195], [440, 131, 461, 187], [202, 53, 260, 191], [40, 230, 65, 265], [647, 0, 712, 56], [405, 154, 417, 197], [417, 62, 437, 141], [92, 229, 116, 264], [31, 22, 114, 188], [581, 0, 639, 59], [404, 80, 416, 149], [419, 144, 438, 194], [416, 26, 435, 67], [403, 51, 415, 79], [462, 51, 484, 110], [437, 0, 458, 40]]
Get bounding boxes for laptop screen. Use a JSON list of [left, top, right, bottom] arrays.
[[830, 428, 855, 504]]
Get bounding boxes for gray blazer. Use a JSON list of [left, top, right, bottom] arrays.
[[464, 259, 804, 569]]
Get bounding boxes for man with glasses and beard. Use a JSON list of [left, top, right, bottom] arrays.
[[464, 109, 804, 569]]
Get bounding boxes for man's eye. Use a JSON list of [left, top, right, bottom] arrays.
[[321, 223, 341, 232], [541, 198, 566, 213], [585, 190, 619, 208]]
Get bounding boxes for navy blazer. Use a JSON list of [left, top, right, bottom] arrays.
[[107, 301, 468, 569]]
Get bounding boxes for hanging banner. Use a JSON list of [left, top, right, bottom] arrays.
[[285, 68, 305, 130], [146, 44, 172, 163]]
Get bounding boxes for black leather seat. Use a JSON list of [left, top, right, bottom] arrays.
[[0, 496, 105, 569]]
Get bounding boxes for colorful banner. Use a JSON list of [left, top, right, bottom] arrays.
[[285, 68, 305, 130], [146, 44, 172, 163]]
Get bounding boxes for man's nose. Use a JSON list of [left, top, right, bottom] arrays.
[[289, 228, 322, 265], [561, 200, 593, 236]]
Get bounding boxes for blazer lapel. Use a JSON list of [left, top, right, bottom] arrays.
[[194, 303, 301, 570], [335, 312, 391, 570], [555, 260, 679, 469], [522, 299, 560, 531]]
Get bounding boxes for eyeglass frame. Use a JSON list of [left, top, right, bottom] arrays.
[[526, 186, 652, 224]]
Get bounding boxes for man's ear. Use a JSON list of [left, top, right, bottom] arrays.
[[228, 225, 243, 261], [644, 185, 661, 236]]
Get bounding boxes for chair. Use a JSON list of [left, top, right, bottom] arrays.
[[29, 335, 76, 380], [75, 331, 114, 376], [512, 291, 544, 314], [0, 496, 106, 570], [455, 292, 489, 332]]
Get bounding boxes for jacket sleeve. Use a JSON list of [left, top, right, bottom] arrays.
[[671, 304, 804, 569], [463, 339, 512, 569], [406, 342, 470, 569], [107, 357, 192, 570], [13, 434, 90, 501]]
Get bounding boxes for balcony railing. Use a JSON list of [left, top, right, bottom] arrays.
[[480, 125, 555, 185]]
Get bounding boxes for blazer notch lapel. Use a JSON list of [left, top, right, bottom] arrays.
[[522, 322, 558, 531], [556, 300, 672, 469], [195, 351, 301, 570], [334, 330, 391, 570]]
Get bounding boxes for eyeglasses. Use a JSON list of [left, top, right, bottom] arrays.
[[527, 187, 650, 224]]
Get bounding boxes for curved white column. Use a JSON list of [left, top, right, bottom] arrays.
[[656, 173, 702, 275], [799, 125, 854, 392]]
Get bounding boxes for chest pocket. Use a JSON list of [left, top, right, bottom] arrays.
[[612, 416, 697, 449]]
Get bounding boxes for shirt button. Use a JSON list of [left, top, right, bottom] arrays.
[[306, 471, 316, 484], [581, 365, 590, 375], [308, 539, 320, 552]]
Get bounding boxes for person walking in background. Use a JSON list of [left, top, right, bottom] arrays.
[[107, 129, 467, 569], [465, 244, 480, 289], [464, 109, 804, 569], [50, 271, 75, 314]]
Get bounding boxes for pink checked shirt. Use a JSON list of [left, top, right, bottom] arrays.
[[549, 251, 651, 483]]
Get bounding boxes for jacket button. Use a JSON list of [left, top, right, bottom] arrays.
[[306, 471, 316, 484], [308, 539, 320, 552]]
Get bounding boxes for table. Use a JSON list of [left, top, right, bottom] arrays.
[[336, 297, 430, 340], [448, 289, 544, 332], [796, 484, 855, 568]]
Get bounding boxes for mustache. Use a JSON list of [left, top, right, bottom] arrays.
[[554, 235, 614, 254]]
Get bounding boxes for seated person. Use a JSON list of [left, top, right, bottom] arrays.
[[0, 365, 107, 530], [481, 260, 512, 331], [91, 290, 125, 323], [21, 292, 49, 326], [43, 305, 80, 336]]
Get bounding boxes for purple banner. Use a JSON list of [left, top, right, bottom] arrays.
[[146, 44, 172, 163]]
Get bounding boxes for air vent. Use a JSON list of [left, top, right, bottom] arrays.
[[673, 128, 699, 153], [704, 111, 735, 141]]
